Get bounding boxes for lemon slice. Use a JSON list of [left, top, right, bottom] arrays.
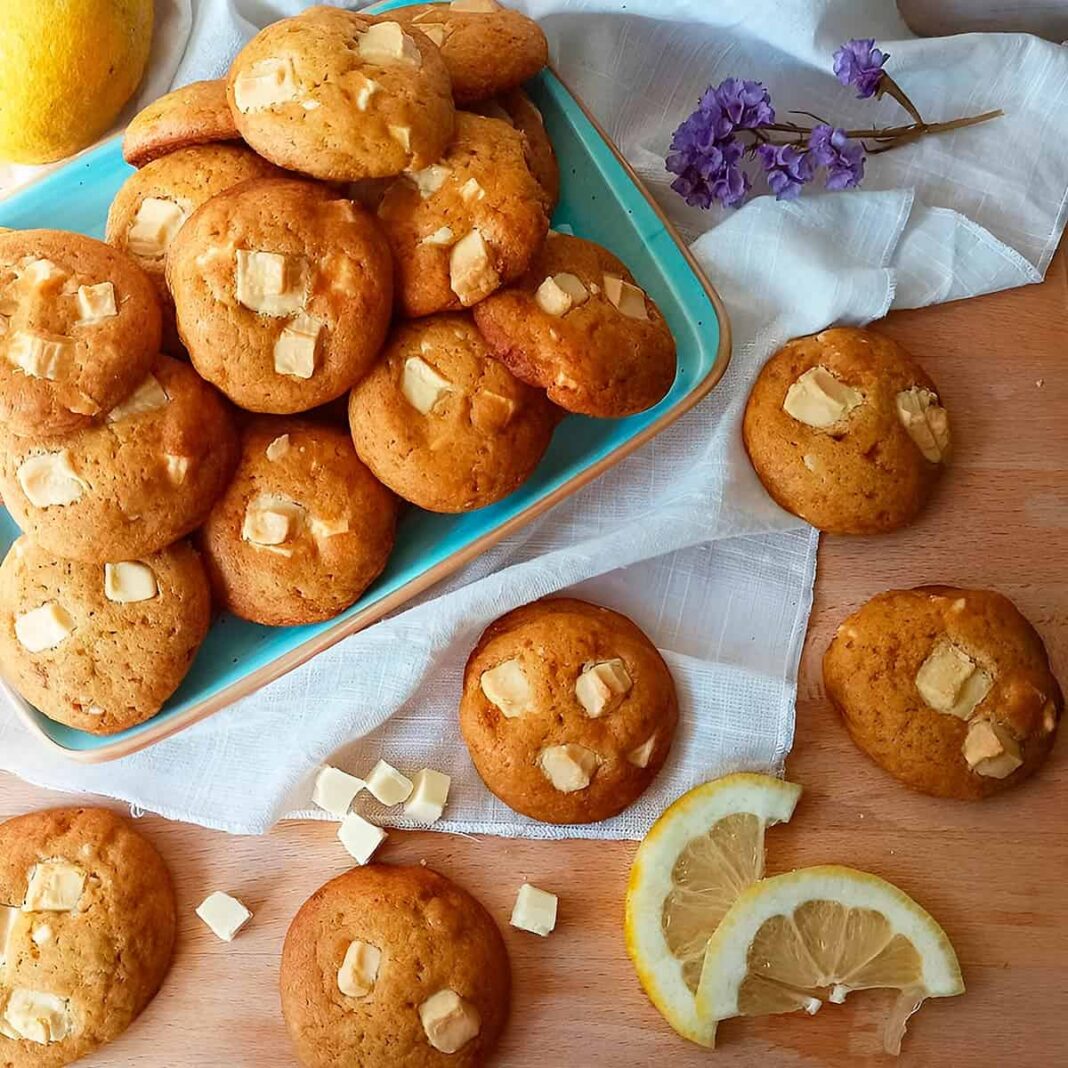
[[696, 865, 964, 1054], [624, 773, 802, 1045]]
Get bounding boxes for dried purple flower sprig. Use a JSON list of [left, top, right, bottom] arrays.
[[667, 39, 1003, 209]]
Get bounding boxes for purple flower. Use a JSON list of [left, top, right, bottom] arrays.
[[833, 38, 889, 98], [808, 124, 866, 189], [708, 78, 775, 131], [668, 134, 750, 209], [756, 142, 814, 200]]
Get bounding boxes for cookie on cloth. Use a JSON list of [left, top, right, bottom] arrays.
[[742, 327, 949, 534], [0, 355, 239, 563], [0, 229, 161, 438], [122, 79, 241, 168], [376, 112, 548, 317], [198, 418, 397, 626], [167, 177, 393, 413], [348, 314, 556, 513], [0, 536, 210, 735], [226, 8, 454, 181], [393, 1, 549, 105], [280, 864, 510, 1068], [459, 597, 678, 824], [0, 806, 176, 1064], [473, 232, 676, 418], [824, 585, 1062, 800]]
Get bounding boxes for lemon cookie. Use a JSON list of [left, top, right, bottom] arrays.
[[227, 9, 454, 181], [394, 1, 549, 105], [743, 327, 949, 534], [473, 232, 677, 417], [348, 314, 556, 512], [122, 79, 241, 168], [198, 419, 397, 626], [0, 230, 161, 438], [824, 586, 1062, 800], [0, 355, 239, 562], [460, 598, 679, 824], [0, 537, 210, 735], [0, 806, 176, 1065], [377, 112, 548, 317], [167, 176, 393, 413], [280, 865, 510, 1068]]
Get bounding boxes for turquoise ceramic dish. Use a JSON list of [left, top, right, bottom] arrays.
[[0, 28, 730, 761]]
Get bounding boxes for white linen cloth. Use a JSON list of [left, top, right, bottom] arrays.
[[2, 1, 1068, 836]]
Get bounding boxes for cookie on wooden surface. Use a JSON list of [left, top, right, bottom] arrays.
[[0, 355, 239, 562], [0, 537, 210, 735], [376, 112, 548, 317], [199, 418, 397, 626], [824, 586, 1062, 799], [460, 597, 679, 824], [280, 864, 510, 1068], [227, 9, 454, 181], [0, 806, 176, 1065], [348, 314, 556, 512], [122, 79, 241, 168], [167, 177, 393, 414], [743, 327, 949, 534], [393, 1, 549, 104], [0, 229, 161, 438], [473, 232, 676, 417]]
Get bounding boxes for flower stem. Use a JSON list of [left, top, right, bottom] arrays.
[[877, 74, 924, 125]]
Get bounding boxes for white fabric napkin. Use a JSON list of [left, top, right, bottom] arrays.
[[3, 1, 1068, 837]]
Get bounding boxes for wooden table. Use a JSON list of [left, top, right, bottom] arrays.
[[2, 245, 1066, 1065]]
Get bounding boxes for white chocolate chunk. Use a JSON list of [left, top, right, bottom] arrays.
[[31, 924, 52, 946], [301, 99, 321, 111], [408, 164, 451, 199], [896, 387, 950, 462], [106, 373, 169, 422], [242, 496, 305, 547], [480, 659, 533, 718], [421, 24, 447, 46], [265, 434, 291, 461], [22, 861, 85, 912], [1, 990, 70, 1045], [308, 514, 350, 540], [235, 249, 306, 317], [451, 0, 501, 10], [783, 366, 862, 429], [20, 258, 67, 289], [15, 603, 74, 653], [274, 312, 322, 379], [459, 177, 485, 203], [358, 22, 421, 66], [353, 73, 379, 111], [0, 905, 16, 967], [195, 891, 252, 942], [627, 734, 657, 768], [127, 197, 187, 259], [915, 640, 992, 720], [539, 743, 599, 793], [76, 282, 117, 324], [389, 125, 411, 153], [338, 940, 382, 998], [164, 454, 190, 485], [365, 760, 414, 806], [510, 883, 558, 936], [402, 356, 454, 414], [337, 812, 387, 865], [419, 990, 481, 1054], [233, 57, 300, 112], [420, 225, 455, 247], [535, 275, 574, 317], [470, 389, 515, 432], [103, 561, 158, 604], [603, 274, 649, 320], [7, 330, 72, 380], [962, 719, 1023, 779], [574, 658, 631, 718], [555, 272, 589, 305], [449, 229, 499, 305], [801, 453, 823, 473], [312, 766, 365, 816], [403, 768, 451, 823]]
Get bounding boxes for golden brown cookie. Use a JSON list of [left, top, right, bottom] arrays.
[[348, 314, 556, 513], [0, 355, 239, 563], [0, 537, 210, 735], [742, 327, 949, 534], [394, 1, 549, 105], [0, 230, 161, 438], [0, 807, 176, 1065], [460, 598, 679, 824], [473, 232, 676, 418], [280, 865, 510, 1068], [122, 79, 241, 168], [376, 112, 548, 317], [198, 418, 397, 626], [227, 9, 454, 181], [167, 177, 393, 414], [824, 586, 1062, 800]]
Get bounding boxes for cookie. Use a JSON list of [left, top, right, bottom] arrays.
[[459, 598, 679, 824], [198, 418, 397, 626], [0, 230, 161, 438], [394, 1, 549, 105], [348, 314, 556, 512], [473, 232, 676, 417], [0, 537, 210, 735], [376, 112, 548, 317], [227, 9, 454, 181], [824, 586, 1062, 800], [122, 79, 241, 168], [742, 327, 949, 534], [280, 865, 510, 1068], [0, 355, 239, 563], [167, 177, 393, 414], [0, 806, 176, 1066]]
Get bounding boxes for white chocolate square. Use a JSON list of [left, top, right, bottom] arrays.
[[365, 760, 414, 806], [480, 659, 532, 718], [127, 197, 187, 259], [449, 229, 499, 305], [76, 282, 117, 324], [265, 434, 291, 461], [915, 640, 992, 720], [19, 258, 67, 289], [242, 496, 305, 547], [627, 734, 657, 768], [403, 768, 451, 823], [103, 561, 158, 604], [308, 514, 350, 540], [538, 743, 598, 793], [402, 355, 454, 414], [195, 891, 252, 942], [421, 24, 447, 46], [470, 389, 515, 433], [15, 603, 74, 653], [312, 766, 365, 817], [459, 177, 485, 203], [274, 312, 322, 378], [337, 812, 387, 865], [358, 22, 421, 65], [408, 164, 451, 198], [22, 861, 85, 912], [603, 274, 649, 320], [575, 658, 631, 718], [963, 719, 1022, 779], [1, 990, 70, 1045], [233, 57, 300, 112], [419, 989, 481, 1054], [352, 73, 379, 111], [510, 883, 558, 936], [420, 226, 455, 247], [106, 374, 169, 423], [338, 939, 382, 998], [7, 330, 72, 380], [164, 454, 190, 485], [535, 275, 574, 317], [235, 249, 306, 317], [783, 366, 863, 429], [389, 125, 411, 152]]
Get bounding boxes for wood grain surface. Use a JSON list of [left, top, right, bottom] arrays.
[[2, 251, 1066, 1068]]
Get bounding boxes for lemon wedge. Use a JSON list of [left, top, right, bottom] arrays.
[[696, 865, 964, 1054], [624, 773, 802, 1045]]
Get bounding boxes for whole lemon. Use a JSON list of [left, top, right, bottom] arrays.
[[0, 0, 154, 164]]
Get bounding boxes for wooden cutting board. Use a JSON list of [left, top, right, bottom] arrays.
[[1, 245, 1065, 1067]]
